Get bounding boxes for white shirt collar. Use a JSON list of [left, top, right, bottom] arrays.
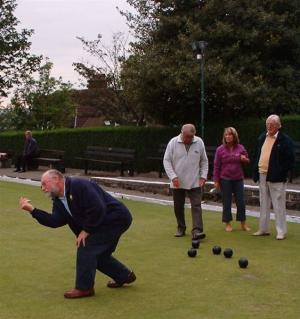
[[266, 131, 279, 138]]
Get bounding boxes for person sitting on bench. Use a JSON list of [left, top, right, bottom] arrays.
[[14, 130, 39, 172]]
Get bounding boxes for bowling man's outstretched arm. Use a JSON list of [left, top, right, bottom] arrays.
[[19, 197, 67, 228]]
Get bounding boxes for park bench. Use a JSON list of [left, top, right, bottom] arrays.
[[289, 141, 300, 183], [0, 150, 13, 168], [76, 146, 136, 176], [205, 145, 217, 180], [30, 149, 65, 173], [148, 144, 217, 179], [147, 143, 167, 178]]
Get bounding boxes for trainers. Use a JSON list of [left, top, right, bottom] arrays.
[[276, 234, 286, 240], [252, 231, 270, 236]]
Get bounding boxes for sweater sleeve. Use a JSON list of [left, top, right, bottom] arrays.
[[213, 146, 222, 182], [241, 144, 249, 158], [31, 206, 68, 228], [199, 142, 208, 179], [163, 140, 177, 181]]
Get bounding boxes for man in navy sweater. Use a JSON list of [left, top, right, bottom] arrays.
[[14, 130, 39, 172], [19, 169, 136, 299], [252, 115, 294, 240]]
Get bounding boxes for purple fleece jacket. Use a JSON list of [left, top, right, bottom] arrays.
[[213, 144, 248, 182]]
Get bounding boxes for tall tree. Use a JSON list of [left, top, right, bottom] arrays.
[[73, 33, 138, 123], [8, 59, 75, 130], [0, 0, 41, 98], [121, 0, 300, 125]]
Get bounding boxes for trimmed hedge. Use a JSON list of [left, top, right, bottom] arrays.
[[0, 115, 299, 176]]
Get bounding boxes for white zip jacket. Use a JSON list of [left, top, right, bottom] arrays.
[[163, 134, 208, 189]]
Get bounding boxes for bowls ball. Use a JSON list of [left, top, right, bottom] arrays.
[[238, 257, 248, 268], [223, 248, 233, 258], [212, 245, 222, 255], [187, 248, 197, 257]]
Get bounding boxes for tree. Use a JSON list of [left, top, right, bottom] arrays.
[[7, 59, 75, 130], [73, 33, 138, 123], [0, 0, 41, 98], [120, 0, 300, 125]]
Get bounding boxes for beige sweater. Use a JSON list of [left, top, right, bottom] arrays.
[[258, 135, 276, 174]]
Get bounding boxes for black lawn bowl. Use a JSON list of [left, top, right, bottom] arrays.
[[238, 257, 248, 268], [223, 248, 233, 258], [192, 240, 200, 249], [212, 245, 222, 255], [187, 248, 197, 258]]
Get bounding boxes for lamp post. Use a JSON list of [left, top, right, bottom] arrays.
[[192, 41, 208, 139]]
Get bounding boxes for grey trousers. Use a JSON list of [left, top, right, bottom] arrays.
[[172, 187, 203, 232], [258, 174, 287, 236]]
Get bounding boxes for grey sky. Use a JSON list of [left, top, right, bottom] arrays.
[[15, 0, 132, 86]]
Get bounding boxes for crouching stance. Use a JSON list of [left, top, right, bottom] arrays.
[[19, 169, 136, 299]]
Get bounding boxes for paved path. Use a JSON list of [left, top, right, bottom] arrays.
[[1, 166, 299, 223]]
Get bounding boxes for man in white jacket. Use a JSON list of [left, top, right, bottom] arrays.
[[163, 124, 208, 238]]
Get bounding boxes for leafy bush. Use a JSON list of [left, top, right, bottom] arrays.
[[0, 115, 299, 176]]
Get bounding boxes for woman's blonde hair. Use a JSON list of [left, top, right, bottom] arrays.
[[222, 127, 239, 145]]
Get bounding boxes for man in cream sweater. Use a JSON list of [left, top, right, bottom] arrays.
[[163, 124, 208, 238], [253, 115, 294, 240]]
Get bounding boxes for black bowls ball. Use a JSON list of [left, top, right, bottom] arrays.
[[238, 257, 248, 268], [212, 245, 222, 255], [223, 248, 233, 258], [187, 248, 197, 257], [192, 240, 200, 249]]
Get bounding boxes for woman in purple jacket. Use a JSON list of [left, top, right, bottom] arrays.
[[213, 127, 250, 232]]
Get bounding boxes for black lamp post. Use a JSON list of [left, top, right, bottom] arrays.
[[191, 40, 208, 139]]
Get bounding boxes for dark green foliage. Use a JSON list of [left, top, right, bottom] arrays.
[[5, 60, 75, 130], [0, 0, 41, 98], [0, 115, 299, 175], [121, 0, 300, 124]]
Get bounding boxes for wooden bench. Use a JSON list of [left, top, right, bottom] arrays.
[[205, 145, 217, 180], [289, 141, 300, 183], [76, 146, 136, 176], [0, 150, 13, 168], [30, 149, 65, 173], [147, 144, 167, 178]]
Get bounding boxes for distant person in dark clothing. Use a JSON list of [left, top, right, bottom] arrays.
[[19, 169, 136, 299], [14, 130, 39, 172]]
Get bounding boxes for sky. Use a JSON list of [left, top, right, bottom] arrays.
[[15, 0, 133, 87]]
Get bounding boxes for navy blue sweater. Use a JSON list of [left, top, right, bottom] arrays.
[[253, 130, 295, 183], [31, 177, 132, 237]]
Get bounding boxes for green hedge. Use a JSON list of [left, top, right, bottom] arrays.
[[0, 115, 299, 176]]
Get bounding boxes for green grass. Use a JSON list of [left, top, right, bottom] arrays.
[[0, 180, 299, 319]]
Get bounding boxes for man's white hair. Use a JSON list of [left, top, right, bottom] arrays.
[[266, 114, 281, 128], [181, 124, 196, 135], [42, 169, 64, 180]]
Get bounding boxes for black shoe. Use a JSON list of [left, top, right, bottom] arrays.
[[192, 229, 206, 240], [20, 169, 26, 172], [107, 271, 136, 288], [14, 169, 21, 172], [174, 228, 186, 237]]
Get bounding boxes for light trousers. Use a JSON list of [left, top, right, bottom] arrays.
[[258, 174, 287, 236]]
